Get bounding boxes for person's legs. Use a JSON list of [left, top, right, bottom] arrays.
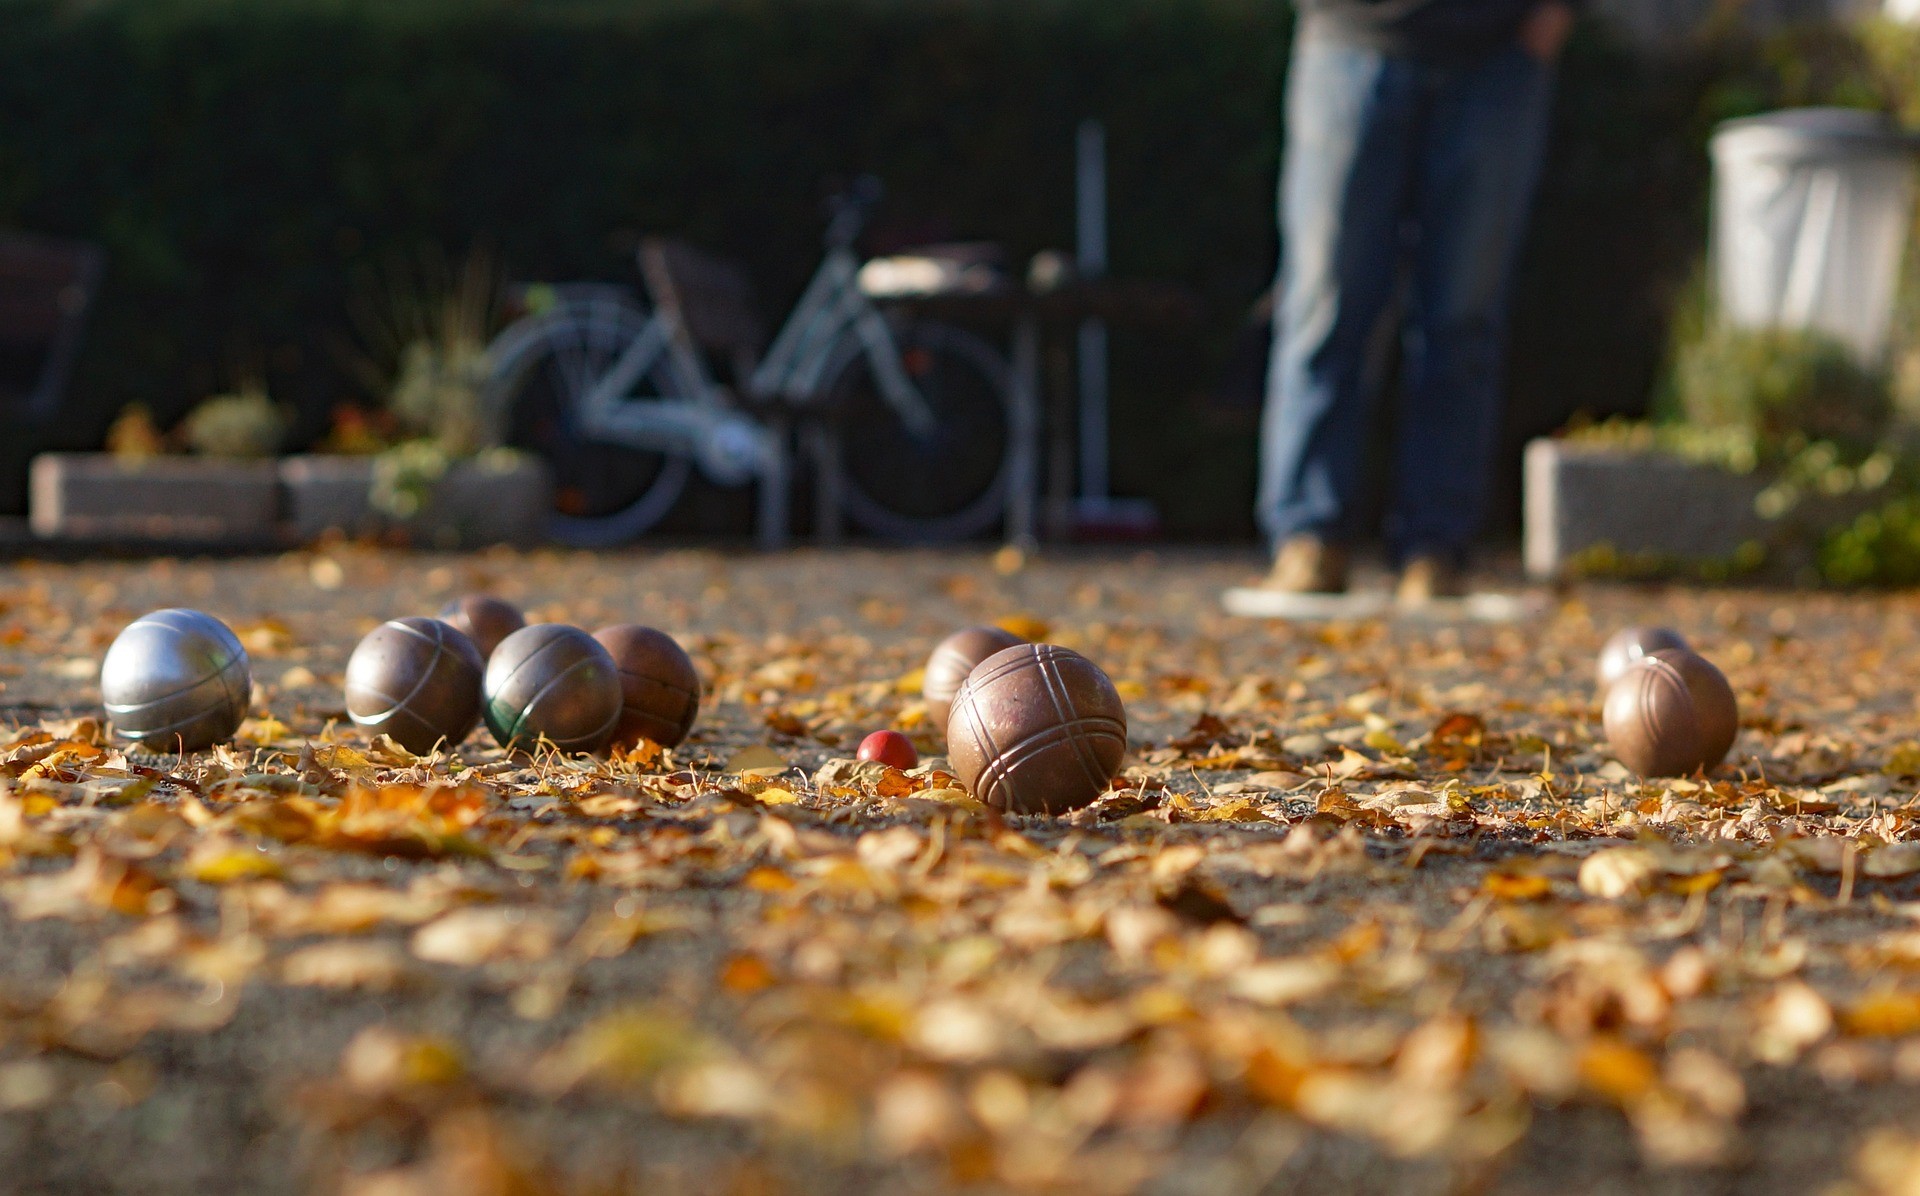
[[1388, 45, 1555, 565], [1256, 38, 1420, 558]]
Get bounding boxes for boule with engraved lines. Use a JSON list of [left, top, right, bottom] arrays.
[[1596, 626, 1690, 693], [1649, 647, 1739, 769], [100, 608, 251, 752], [592, 624, 701, 749], [946, 643, 1127, 815], [1603, 653, 1705, 778], [437, 594, 525, 660], [922, 625, 1026, 730], [344, 617, 485, 755], [483, 624, 622, 753]]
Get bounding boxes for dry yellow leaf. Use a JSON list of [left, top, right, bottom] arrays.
[[1228, 959, 1341, 1006], [411, 908, 559, 966], [1483, 871, 1554, 901], [1363, 729, 1407, 755], [994, 615, 1050, 641], [186, 846, 285, 885], [726, 745, 788, 775], [342, 1026, 464, 1094], [234, 716, 294, 746], [536, 1007, 716, 1093], [1885, 743, 1920, 778], [1578, 1038, 1658, 1105], [1752, 982, 1834, 1063], [1844, 991, 1920, 1038], [743, 867, 796, 892], [1866, 843, 1920, 879], [281, 941, 411, 991], [1578, 847, 1658, 900]]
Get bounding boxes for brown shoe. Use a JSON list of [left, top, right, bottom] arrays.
[[1264, 535, 1350, 594], [1396, 554, 1466, 605]]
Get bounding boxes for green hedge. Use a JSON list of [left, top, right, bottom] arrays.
[[0, 0, 1882, 533]]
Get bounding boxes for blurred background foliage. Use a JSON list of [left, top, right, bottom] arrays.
[[0, 0, 1914, 537]]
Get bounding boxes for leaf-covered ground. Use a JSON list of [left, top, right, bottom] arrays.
[[1, 546, 1920, 1194]]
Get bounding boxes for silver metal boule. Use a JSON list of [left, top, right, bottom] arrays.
[[344, 617, 485, 755], [100, 608, 251, 752], [483, 624, 622, 753]]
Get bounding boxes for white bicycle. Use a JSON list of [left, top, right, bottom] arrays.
[[482, 183, 1029, 546]]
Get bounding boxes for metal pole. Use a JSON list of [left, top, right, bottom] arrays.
[[1076, 119, 1110, 505]]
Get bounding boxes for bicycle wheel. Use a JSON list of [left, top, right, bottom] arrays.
[[484, 298, 692, 547], [825, 320, 1021, 541]]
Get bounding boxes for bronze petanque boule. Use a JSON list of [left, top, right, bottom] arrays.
[[437, 594, 526, 660], [947, 643, 1127, 815], [1596, 626, 1690, 692], [1603, 646, 1738, 777], [100, 608, 252, 752], [343, 617, 485, 755], [483, 624, 622, 754], [922, 625, 1026, 729], [1603, 653, 1700, 777], [592, 624, 701, 749], [1650, 647, 1738, 768]]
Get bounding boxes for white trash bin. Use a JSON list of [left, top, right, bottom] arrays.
[[1710, 107, 1920, 362]]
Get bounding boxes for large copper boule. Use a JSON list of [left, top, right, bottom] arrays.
[[947, 643, 1127, 815], [1603, 654, 1704, 778], [437, 594, 525, 660], [344, 617, 485, 755], [483, 624, 622, 753], [922, 625, 1026, 730], [100, 608, 251, 752], [1596, 626, 1690, 693], [592, 624, 701, 749], [1649, 647, 1739, 770]]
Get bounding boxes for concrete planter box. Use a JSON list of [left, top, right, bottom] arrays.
[[1523, 439, 1771, 580], [30, 454, 280, 542], [278, 453, 552, 548], [1523, 438, 1891, 581], [28, 451, 551, 549]]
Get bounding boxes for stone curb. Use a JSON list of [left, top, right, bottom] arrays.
[[28, 453, 553, 550]]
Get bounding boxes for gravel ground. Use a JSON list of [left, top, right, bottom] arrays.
[[0, 545, 1915, 1195]]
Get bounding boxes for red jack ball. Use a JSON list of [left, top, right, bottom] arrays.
[[857, 730, 918, 770]]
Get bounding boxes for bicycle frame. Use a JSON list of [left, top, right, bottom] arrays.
[[548, 295, 768, 485], [513, 215, 943, 494], [487, 182, 1024, 548], [578, 243, 939, 451], [748, 245, 938, 438]]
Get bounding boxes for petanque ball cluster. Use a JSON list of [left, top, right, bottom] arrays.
[[1597, 626, 1739, 778], [100, 593, 704, 758], [96, 594, 1753, 810], [916, 626, 1129, 816]]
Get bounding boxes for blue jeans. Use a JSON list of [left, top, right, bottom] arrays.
[[1256, 35, 1554, 562]]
